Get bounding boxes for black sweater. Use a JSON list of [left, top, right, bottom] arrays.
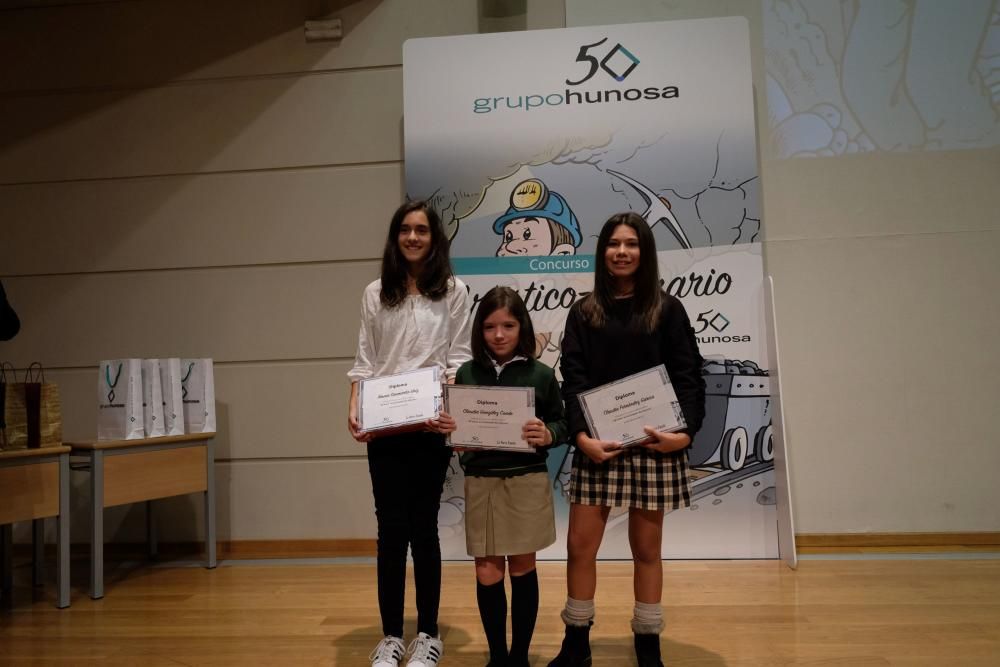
[[560, 293, 706, 442]]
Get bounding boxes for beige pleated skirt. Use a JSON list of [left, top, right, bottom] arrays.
[[464, 471, 556, 557]]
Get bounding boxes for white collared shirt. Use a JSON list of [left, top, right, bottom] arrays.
[[490, 354, 529, 379], [348, 277, 473, 383]]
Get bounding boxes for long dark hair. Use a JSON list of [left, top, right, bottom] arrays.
[[471, 286, 536, 366], [379, 200, 453, 307], [580, 212, 662, 332]]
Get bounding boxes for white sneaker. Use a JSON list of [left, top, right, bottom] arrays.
[[405, 632, 443, 667], [370, 635, 406, 667]]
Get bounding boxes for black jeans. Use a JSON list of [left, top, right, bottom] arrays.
[[367, 431, 452, 638]]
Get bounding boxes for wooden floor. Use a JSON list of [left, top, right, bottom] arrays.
[[3, 558, 1000, 665]]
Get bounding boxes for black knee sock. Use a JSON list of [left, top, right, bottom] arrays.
[[509, 569, 539, 661], [477, 579, 508, 660]]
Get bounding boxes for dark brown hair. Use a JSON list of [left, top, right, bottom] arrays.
[[379, 200, 453, 307], [471, 286, 536, 366], [579, 212, 662, 332]]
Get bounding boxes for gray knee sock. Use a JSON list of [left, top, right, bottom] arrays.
[[560, 596, 595, 627], [631, 600, 664, 634]]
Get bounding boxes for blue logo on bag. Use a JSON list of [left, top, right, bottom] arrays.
[[105, 363, 122, 403], [181, 362, 195, 399]]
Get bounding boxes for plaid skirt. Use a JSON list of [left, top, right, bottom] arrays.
[[569, 446, 691, 511]]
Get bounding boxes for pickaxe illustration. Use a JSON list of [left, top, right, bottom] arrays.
[[607, 169, 692, 250]]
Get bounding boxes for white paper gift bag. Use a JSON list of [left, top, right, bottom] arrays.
[[98, 358, 144, 440], [141, 359, 166, 437], [159, 358, 185, 436], [181, 358, 216, 433]]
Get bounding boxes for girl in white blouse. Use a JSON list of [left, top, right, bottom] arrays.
[[348, 200, 472, 667]]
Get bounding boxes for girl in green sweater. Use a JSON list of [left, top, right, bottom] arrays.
[[437, 286, 568, 667]]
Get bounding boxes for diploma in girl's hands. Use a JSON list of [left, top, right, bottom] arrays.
[[444, 384, 535, 452], [358, 367, 442, 435], [578, 365, 686, 448]]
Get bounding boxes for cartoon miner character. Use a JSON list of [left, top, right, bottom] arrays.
[[493, 178, 582, 256]]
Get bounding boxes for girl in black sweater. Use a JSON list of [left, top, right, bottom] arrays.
[[549, 213, 705, 667]]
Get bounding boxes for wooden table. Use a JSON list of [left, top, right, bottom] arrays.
[[0, 446, 71, 608], [67, 432, 216, 599]]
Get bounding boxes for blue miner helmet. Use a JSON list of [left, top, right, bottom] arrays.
[[492, 179, 582, 247]]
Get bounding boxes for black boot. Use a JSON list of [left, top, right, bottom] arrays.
[[633, 633, 663, 667], [546, 623, 592, 667]]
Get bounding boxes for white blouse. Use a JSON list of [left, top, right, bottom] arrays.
[[347, 277, 473, 383]]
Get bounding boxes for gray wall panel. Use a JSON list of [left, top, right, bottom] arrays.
[[215, 459, 377, 540], [50, 458, 377, 542], [2, 262, 379, 367], [763, 150, 1000, 242], [0, 69, 403, 183], [0, 0, 477, 93], [0, 164, 401, 275], [766, 230, 1000, 532]]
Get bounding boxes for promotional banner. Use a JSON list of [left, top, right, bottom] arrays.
[[404, 17, 777, 558]]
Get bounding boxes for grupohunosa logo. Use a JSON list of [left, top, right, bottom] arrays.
[[565, 38, 640, 85], [472, 38, 678, 114]]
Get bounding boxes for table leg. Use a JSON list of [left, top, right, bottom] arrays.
[[204, 440, 216, 569], [90, 450, 104, 600], [146, 500, 157, 559], [32, 518, 44, 587], [1, 523, 12, 600], [57, 452, 70, 608]]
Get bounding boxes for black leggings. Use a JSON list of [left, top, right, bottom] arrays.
[[367, 431, 452, 638]]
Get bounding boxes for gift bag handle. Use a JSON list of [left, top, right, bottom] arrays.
[[25, 361, 45, 383], [0, 361, 13, 436], [0, 361, 17, 384]]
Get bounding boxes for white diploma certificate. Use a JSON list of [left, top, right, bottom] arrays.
[[578, 365, 686, 448], [358, 367, 441, 433], [444, 384, 536, 452]]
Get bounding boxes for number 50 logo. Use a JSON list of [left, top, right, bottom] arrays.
[[566, 38, 640, 86]]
